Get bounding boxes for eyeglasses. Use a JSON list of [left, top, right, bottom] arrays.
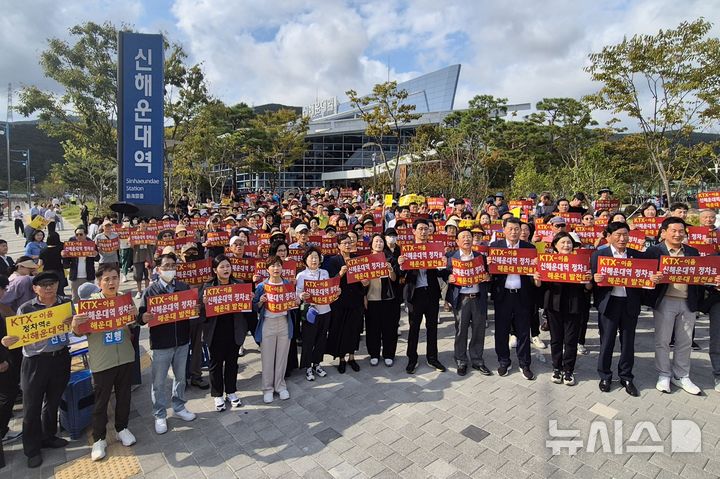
[[552, 224, 566, 228], [36, 282, 57, 289]]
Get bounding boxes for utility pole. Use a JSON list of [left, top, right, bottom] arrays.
[[5, 83, 11, 216]]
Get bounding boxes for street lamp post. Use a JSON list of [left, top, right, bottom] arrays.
[[10, 149, 30, 207], [0, 124, 10, 217]]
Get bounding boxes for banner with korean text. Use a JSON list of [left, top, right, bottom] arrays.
[[97, 236, 120, 254], [304, 277, 341, 305], [203, 283, 253, 316], [450, 256, 487, 286], [697, 191, 720, 209], [77, 294, 135, 334], [488, 248, 537, 275], [658, 255, 720, 285], [346, 253, 390, 283], [597, 257, 657, 288], [400, 243, 446, 270], [264, 283, 298, 313], [146, 289, 198, 327], [537, 253, 591, 283], [176, 258, 213, 286], [62, 240, 97, 258], [5, 302, 72, 349]]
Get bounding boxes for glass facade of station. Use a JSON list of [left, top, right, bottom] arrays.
[[235, 65, 461, 190]]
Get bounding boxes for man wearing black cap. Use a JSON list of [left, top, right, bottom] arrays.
[[494, 194, 508, 216], [0, 272, 72, 468]]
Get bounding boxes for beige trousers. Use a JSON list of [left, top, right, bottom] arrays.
[[261, 315, 290, 393]]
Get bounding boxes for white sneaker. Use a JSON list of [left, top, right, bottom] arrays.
[[263, 392, 274, 404], [91, 439, 107, 461], [370, 358, 379, 366], [174, 408, 196, 421], [279, 389, 290, 400], [384, 358, 394, 367], [714, 378, 720, 393], [531, 336, 546, 349], [313, 365, 327, 377], [670, 376, 701, 395], [238, 346, 245, 357], [509, 335, 517, 348], [214, 396, 226, 411], [577, 344, 588, 355], [116, 428, 136, 447], [656, 376, 671, 394], [134, 291, 142, 299], [305, 367, 315, 381], [154, 418, 167, 435], [227, 393, 242, 407]]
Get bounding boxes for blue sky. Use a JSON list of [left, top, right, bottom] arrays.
[[1, 0, 719, 130]]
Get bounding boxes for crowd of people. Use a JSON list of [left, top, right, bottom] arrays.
[[0, 186, 719, 469]]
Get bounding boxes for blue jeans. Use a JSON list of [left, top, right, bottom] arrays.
[[151, 344, 189, 419]]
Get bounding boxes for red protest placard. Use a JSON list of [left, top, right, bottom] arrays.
[[345, 253, 390, 284], [697, 191, 720, 209], [115, 226, 131, 241], [146, 289, 199, 327], [594, 199, 621, 211], [693, 243, 718, 256], [631, 217, 661, 236], [174, 236, 195, 250], [428, 233, 456, 249], [255, 260, 297, 282], [450, 256, 487, 286], [556, 212, 582, 225], [537, 253, 591, 283], [659, 255, 720, 285], [229, 257, 257, 281], [597, 256, 657, 288], [76, 293, 135, 334], [176, 258, 213, 286], [627, 230, 647, 251], [203, 283, 253, 316], [304, 276, 341, 305], [264, 282, 298, 313], [396, 231, 415, 247], [155, 239, 175, 255], [687, 226, 711, 245], [372, 208, 384, 225], [509, 200, 534, 211], [488, 247, 537, 275], [472, 244, 489, 255], [400, 242, 446, 270], [96, 237, 120, 254], [320, 236, 339, 256], [190, 217, 207, 231], [205, 231, 230, 247], [308, 235, 323, 248], [287, 246, 305, 263], [427, 197, 445, 211], [129, 230, 156, 246], [161, 219, 178, 231], [62, 240, 97, 258], [572, 225, 604, 244]]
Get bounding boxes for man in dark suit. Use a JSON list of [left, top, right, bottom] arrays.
[[646, 217, 703, 395], [0, 241, 14, 277], [447, 228, 491, 376], [489, 217, 537, 380], [591, 221, 659, 396], [399, 218, 449, 374]]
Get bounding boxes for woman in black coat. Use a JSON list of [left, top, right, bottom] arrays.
[[533, 232, 593, 386], [200, 254, 248, 411], [322, 232, 369, 373], [364, 234, 400, 366]]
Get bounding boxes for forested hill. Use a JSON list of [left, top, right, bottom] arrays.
[[0, 120, 64, 190]]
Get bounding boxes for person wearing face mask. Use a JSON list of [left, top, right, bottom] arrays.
[[136, 253, 198, 435]]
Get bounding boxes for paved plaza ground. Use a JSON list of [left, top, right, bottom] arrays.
[[1, 215, 719, 478]]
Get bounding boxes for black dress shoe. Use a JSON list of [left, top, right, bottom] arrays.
[[406, 361, 417, 374], [338, 360, 346, 374], [457, 364, 467, 376], [427, 359, 446, 372], [472, 364, 492, 376], [41, 436, 68, 449], [28, 454, 42, 468], [190, 378, 210, 390], [347, 359, 360, 372], [620, 379, 640, 397], [599, 379, 612, 392]]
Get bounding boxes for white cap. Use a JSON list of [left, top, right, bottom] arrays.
[[229, 236, 242, 246], [294, 224, 309, 233]]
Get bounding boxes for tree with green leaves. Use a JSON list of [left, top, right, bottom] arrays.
[[346, 82, 421, 195], [585, 18, 720, 202], [16, 21, 210, 210]]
